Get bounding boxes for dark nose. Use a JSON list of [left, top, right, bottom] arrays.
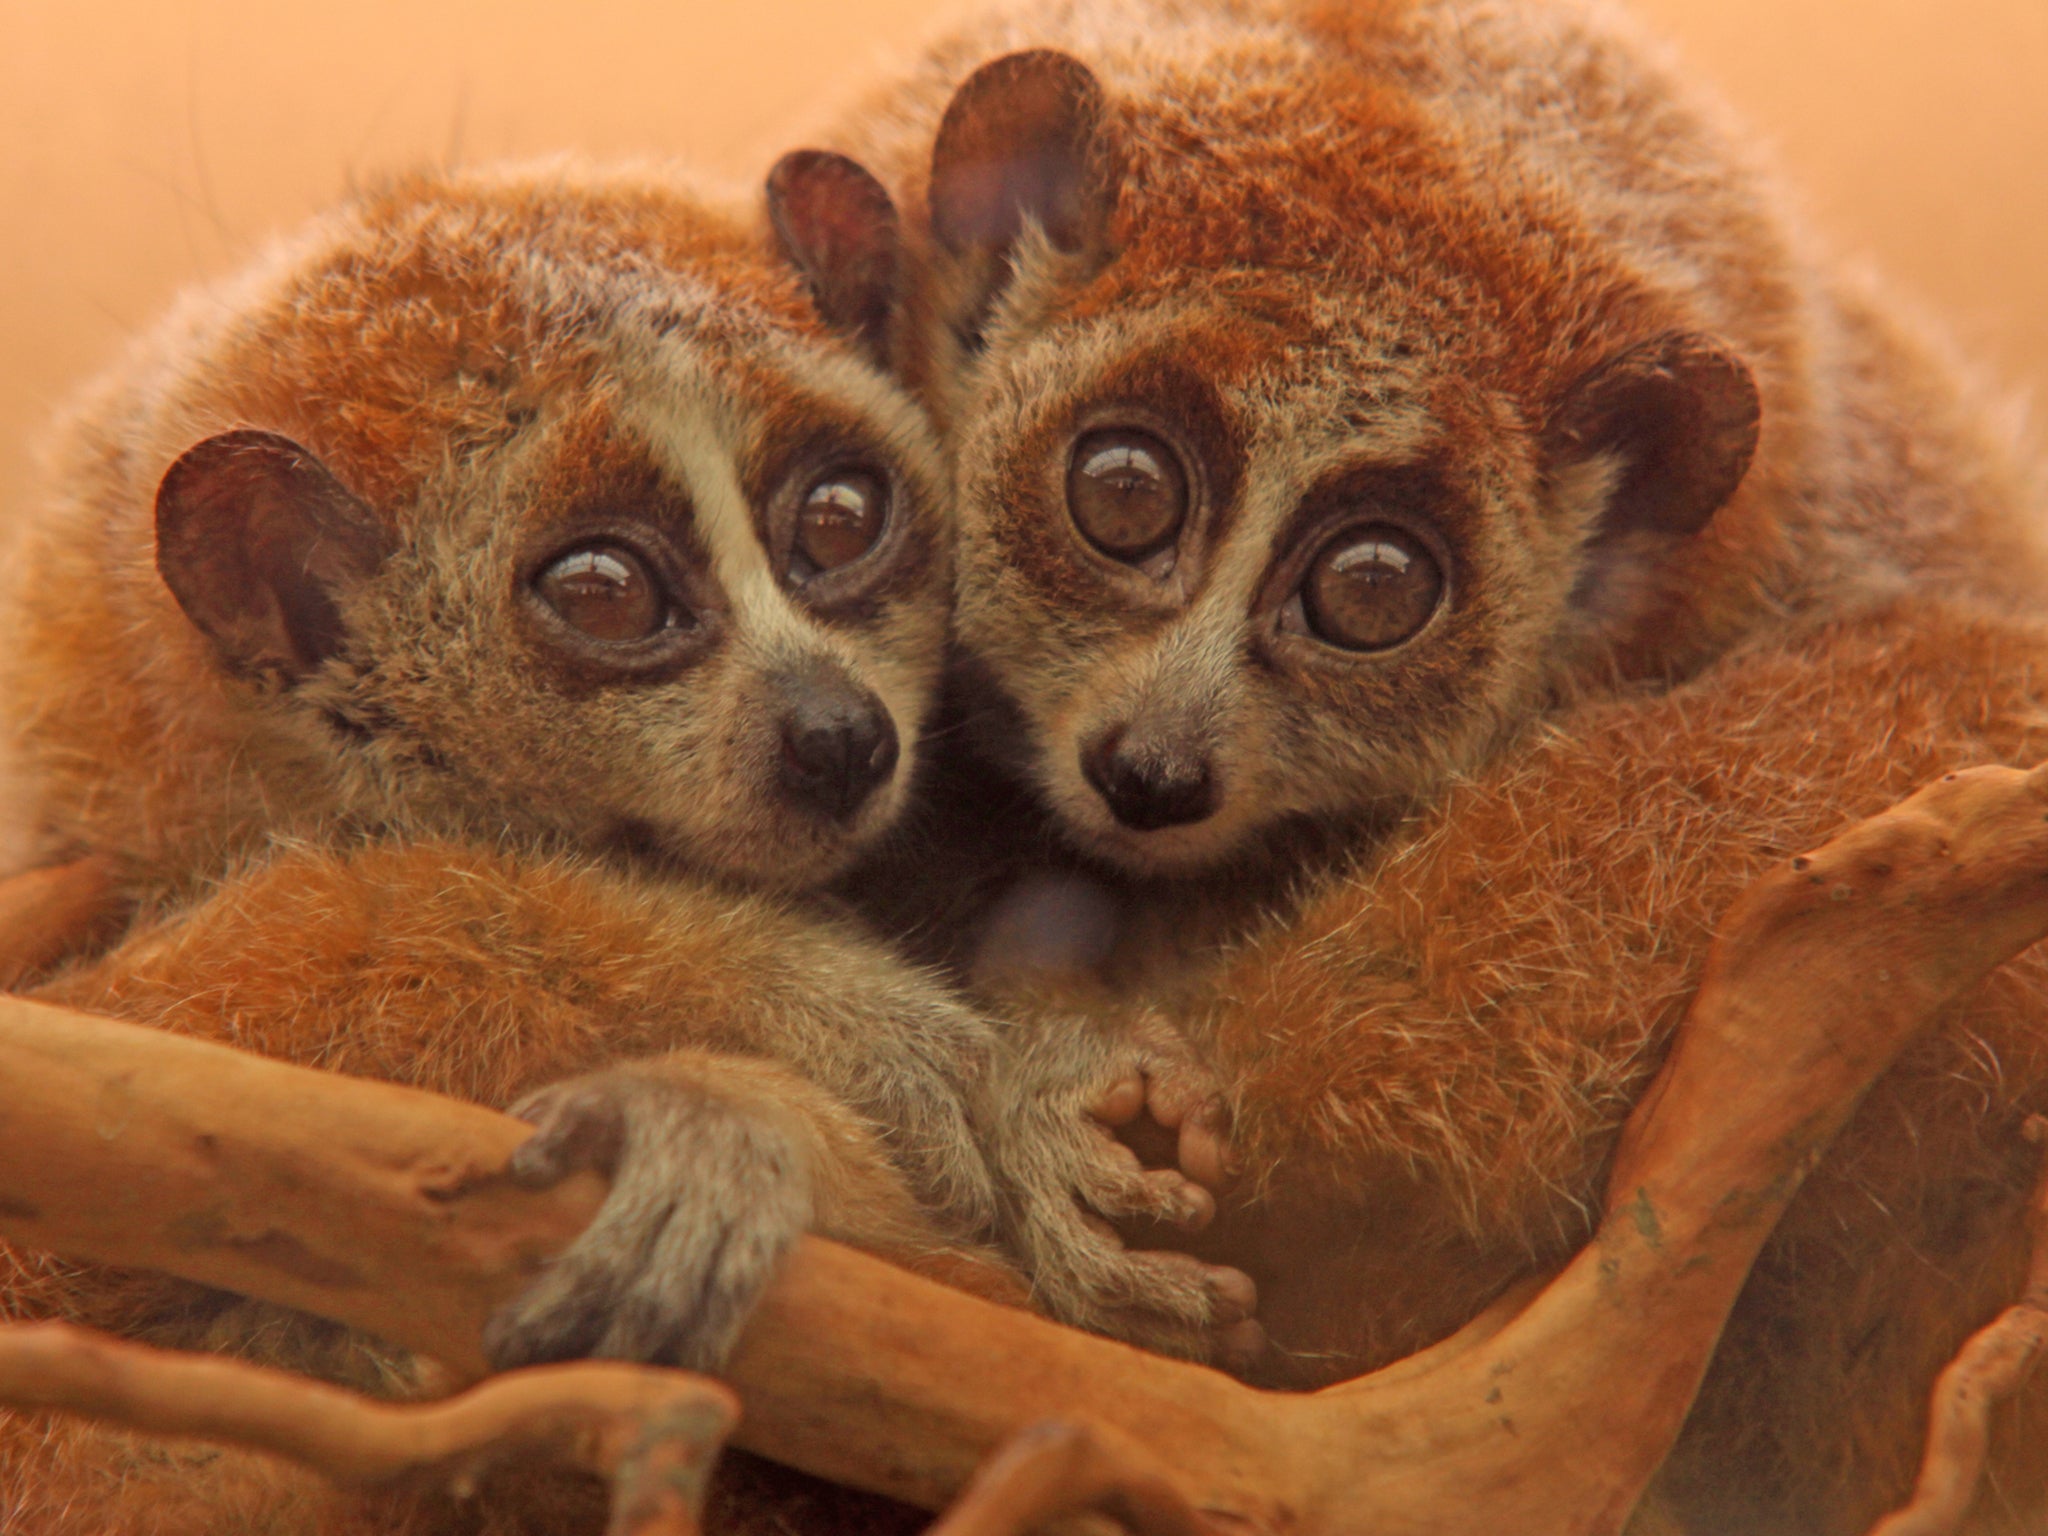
[[1081, 726, 1216, 831], [777, 674, 900, 821]]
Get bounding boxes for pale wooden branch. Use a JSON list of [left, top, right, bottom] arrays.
[[924, 1418, 1215, 1536], [0, 1319, 735, 1536], [1865, 1115, 2048, 1536], [4, 762, 2048, 1532]]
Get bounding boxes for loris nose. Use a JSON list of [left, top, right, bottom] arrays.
[[777, 675, 900, 821], [1081, 726, 1217, 832]]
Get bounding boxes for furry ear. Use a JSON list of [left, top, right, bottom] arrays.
[[1545, 330, 1761, 542], [928, 50, 1121, 337], [766, 149, 901, 362], [155, 429, 386, 684]]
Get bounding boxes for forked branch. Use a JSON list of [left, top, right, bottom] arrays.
[[0, 1320, 736, 1536], [1866, 1116, 2048, 1536], [4, 763, 2048, 1532], [925, 1418, 1215, 1536]]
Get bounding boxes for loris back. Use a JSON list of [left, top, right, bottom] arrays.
[[823, 2, 2048, 1531], [0, 158, 1024, 1536]]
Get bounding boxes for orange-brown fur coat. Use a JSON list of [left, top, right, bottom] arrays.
[[2, 840, 991, 1534], [0, 161, 1007, 1535], [825, 1, 2048, 1529]]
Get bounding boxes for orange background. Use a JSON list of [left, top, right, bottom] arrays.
[[5, 0, 2046, 519]]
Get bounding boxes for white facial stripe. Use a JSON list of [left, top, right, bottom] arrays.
[[1192, 418, 1401, 622], [574, 270, 945, 760], [762, 327, 942, 486], [613, 330, 941, 744], [624, 374, 824, 671], [520, 254, 792, 608], [1137, 606, 1246, 729], [1212, 466, 1302, 611]]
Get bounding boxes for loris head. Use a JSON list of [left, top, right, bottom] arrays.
[[25, 157, 941, 892], [910, 47, 1763, 877]]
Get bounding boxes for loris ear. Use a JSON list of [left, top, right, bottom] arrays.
[[1545, 330, 1761, 543], [155, 429, 386, 684], [928, 49, 1121, 338], [766, 149, 901, 363]]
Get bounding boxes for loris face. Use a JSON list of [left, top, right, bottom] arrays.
[[915, 51, 1761, 877], [948, 277, 1566, 876], [152, 159, 941, 890]]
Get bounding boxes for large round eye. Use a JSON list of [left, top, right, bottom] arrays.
[[1300, 525, 1444, 651], [795, 470, 887, 576], [1067, 429, 1188, 561], [534, 543, 671, 642]]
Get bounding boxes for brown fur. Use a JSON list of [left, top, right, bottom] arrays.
[[0, 162, 1019, 1534], [1, 839, 1015, 1534], [0, 158, 946, 903], [826, 1, 2048, 1530]]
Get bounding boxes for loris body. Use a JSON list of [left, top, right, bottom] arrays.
[[0, 158, 1047, 1535], [828, 1, 2048, 1529], [0, 157, 936, 906], [6, 838, 1008, 1536]]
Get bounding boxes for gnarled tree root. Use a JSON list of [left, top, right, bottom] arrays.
[[4, 762, 2048, 1532], [0, 1319, 736, 1536], [927, 1418, 1215, 1536], [1866, 1116, 2048, 1536]]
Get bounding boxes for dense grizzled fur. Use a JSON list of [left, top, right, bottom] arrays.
[[826, 1, 2048, 1530], [0, 162, 1039, 1535], [0, 161, 946, 902], [1, 839, 1015, 1535]]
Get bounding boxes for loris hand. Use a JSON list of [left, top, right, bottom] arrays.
[[985, 1018, 1264, 1369], [1087, 1016, 1241, 1197], [483, 1060, 811, 1375]]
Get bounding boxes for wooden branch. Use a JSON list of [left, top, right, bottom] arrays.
[[1865, 1115, 2048, 1536], [4, 762, 2048, 1532], [924, 1419, 1214, 1536], [0, 981, 1290, 1520], [0, 1320, 736, 1536]]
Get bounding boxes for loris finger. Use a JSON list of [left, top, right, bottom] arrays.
[[1088, 1070, 1147, 1127], [1141, 1064, 1219, 1130], [503, 1079, 631, 1187], [1215, 1317, 1269, 1373], [1127, 1250, 1258, 1325], [593, 1172, 808, 1371], [1047, 1216, 1259, 1362], [1177, 1106, 1240, 1192], [1069, 1219, 1256, 1320], [1200, 1260, 1257, 1325], [1142, 1168, 1215, 1231], [1076, 1151, 1215, 1231]]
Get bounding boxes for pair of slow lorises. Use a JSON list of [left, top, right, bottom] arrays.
[[5, 1, 2048, 1532]]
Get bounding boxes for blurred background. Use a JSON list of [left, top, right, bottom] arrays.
[[4, 0, 2046, 519]]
